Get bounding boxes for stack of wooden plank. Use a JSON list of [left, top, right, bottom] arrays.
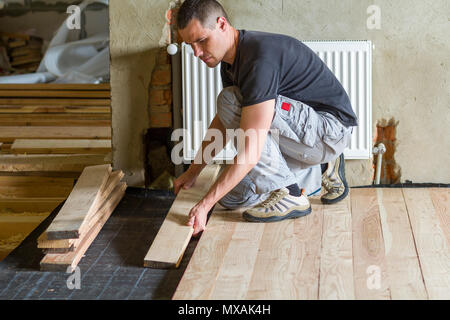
[[0, 32, 43, 74], [37, 164, 127, 272], [0, 83, 111, 173]]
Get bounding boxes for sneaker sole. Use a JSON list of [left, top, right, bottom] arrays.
[[242, 206, 312, 223], [321, 153, 349, 205]]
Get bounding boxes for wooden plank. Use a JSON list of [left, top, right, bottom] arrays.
[[0, 176, 74, 198], [40, 182, 126, 272], [42, 246, 74, 254], [0, 113, 110, 121], [0, 197, 65, 213], [350, 188, 391, 299], [429, 188, 450, 246], [36, 171, 123, 250], [0, 154, 110, 173], [319, 194, 355, 300], [0, 84, 110, 91], [0, 90, 110, 98], [0, 98, 110, 106], [75, 170, 124, 242], [403, 188, 450, 300], [37, 233, 75, 249], [143, 164, 221, 269], [172, 205, 236, 300], [0, 106, 110, 113], [376, 188, 427, 299], [208, 221, 265, 300], [0, 113, 110, 126], [0, 126, 111, 142], [246, 198, 323, 300], [44, 164, 112, 240], [11, 139, 112, 154]]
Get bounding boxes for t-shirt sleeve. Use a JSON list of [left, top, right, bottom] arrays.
[[238, 60, 279, 107], [220, 63, 234, 88]]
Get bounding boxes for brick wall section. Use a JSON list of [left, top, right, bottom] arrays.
[[374, 119, 401, 184], [148, 48, 172, 128]]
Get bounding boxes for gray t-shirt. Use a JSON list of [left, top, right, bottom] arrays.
[[220, 30, 358, 127]]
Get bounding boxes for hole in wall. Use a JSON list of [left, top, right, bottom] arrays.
[[374, 118, 401, 184]]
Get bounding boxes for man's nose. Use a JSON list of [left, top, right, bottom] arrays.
[[191, 44, 202, 58]]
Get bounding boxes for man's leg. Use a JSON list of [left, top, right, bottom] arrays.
[[270, 95, 353, 204], [216, 86, 310, 217]]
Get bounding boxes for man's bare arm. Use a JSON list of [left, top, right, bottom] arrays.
[[187, 99, 275, 235], [173, 113, 229, 195]]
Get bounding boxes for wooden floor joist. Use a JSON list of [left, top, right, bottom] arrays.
[[44, 164, 112, 240], [173, 188, 450, 300], [144, 164, 221, 269], [11, 139, 112, 154]]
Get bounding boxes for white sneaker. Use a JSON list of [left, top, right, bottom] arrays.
[[242, 187, 311, 222]]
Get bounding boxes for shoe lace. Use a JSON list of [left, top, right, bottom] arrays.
[[322, 175, 341, 193], [258, 189, 288, 208]]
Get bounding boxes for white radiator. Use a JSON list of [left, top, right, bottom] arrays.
[[181, 40, 372, 161]]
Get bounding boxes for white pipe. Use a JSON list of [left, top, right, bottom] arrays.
[[373, 143, 386, 184]]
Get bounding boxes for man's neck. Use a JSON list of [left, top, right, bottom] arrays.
[[222, 28, 240, 65]]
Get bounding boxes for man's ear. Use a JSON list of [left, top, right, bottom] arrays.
[[217, 16, 227, 31]]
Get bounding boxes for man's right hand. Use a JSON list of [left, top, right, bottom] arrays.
[[173, 167, 200, 195]]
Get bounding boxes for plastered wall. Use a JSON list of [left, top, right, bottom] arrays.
[[110, 0, 450, 186]]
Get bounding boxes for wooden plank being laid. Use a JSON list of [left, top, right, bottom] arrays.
[[44, 164, 112, 240], [0, 126, 111, 142], [0, 98, 110, 106], [11, 139, 112, 154], [0, 90, 110, 98], [0, 176, 74, 198], [0, 83, 110, 91], [319, 195, 355, 300], [376, 189, 427, 299], [0, 154, 110, 173], [350, 188, 391, 300], [144, 164, 221, 269], [0, 197, 65, 213], [173, 205, 236, 300], [40, 182, 126, 272], [403, 188, 450, 300], [246, 198, 323, 300], [0, 106, 110, 114]]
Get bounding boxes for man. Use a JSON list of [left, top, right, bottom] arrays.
[[174, 0, 358, 236]]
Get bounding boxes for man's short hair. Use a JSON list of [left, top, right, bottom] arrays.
[[177, 0, 229, 30]]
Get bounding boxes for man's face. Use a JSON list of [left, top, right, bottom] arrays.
[[179, 18, 226, 68]]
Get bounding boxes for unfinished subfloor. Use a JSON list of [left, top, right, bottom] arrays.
[[0, 188, 448, 300]]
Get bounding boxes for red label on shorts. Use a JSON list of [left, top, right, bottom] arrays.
[[281, 102, 291, 111]]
